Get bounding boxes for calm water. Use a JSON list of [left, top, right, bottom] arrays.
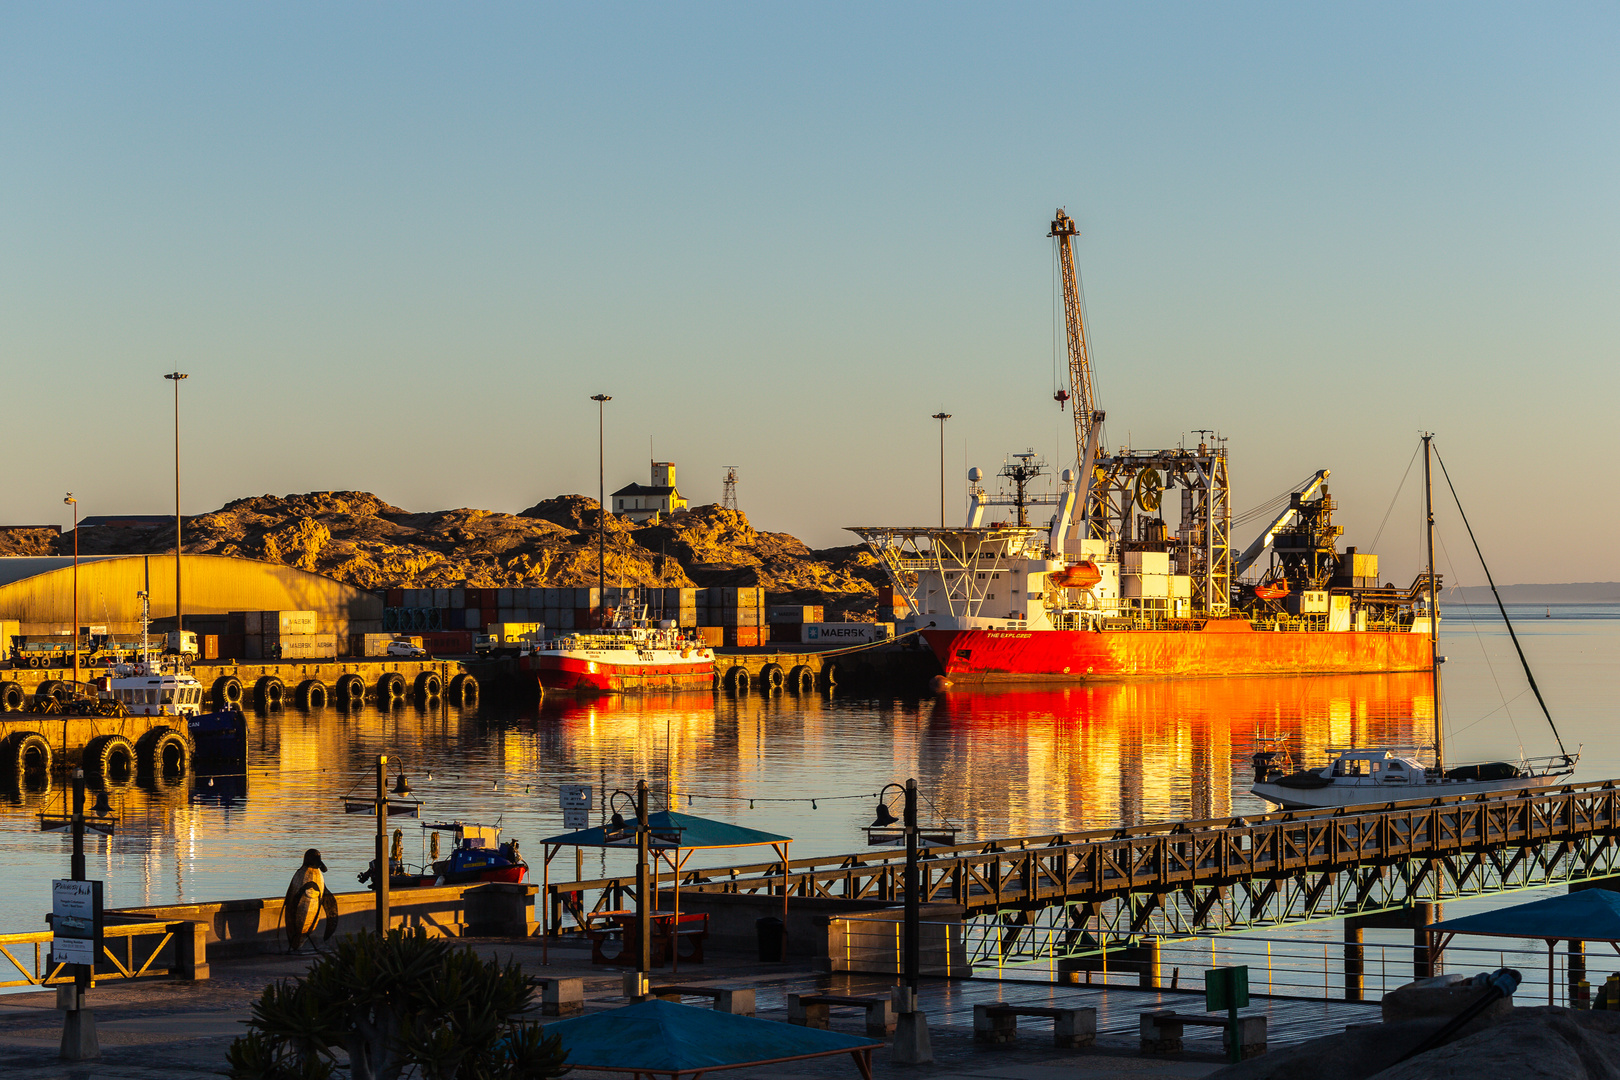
[[1, 603, 1615, 937]]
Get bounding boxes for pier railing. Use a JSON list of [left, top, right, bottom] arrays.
[[548, 777, 1620, 944], [0, 917, 208, 989]]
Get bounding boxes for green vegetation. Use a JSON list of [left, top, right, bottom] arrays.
[[225, 926, 568, 1080]]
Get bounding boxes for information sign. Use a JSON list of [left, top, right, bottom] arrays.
[[51, 879, 103, 968], [560, 785, 592, 830]]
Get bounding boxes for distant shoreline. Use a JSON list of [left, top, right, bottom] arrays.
[[1444, 582, 1620, 605]]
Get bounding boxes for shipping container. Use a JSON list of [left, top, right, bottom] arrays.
[[801, 623, 893, 646], [265, 610, 318, 635], [244, 633, 263, 659], [433, 588, 450, 608], [243, 610, 263, 635], [449, 588, 465, 608], [268, 633, 339, 660], [723, 626, 762, 648], [695, 625, 724, 647], [715, 608, 760, 627], [419, 630, 473, 656], [769, 623, 801, 643], [202, 634, 219, 661], [768, 605, 823, 624], [386, 589, 404, 607]]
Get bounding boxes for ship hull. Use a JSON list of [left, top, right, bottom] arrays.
[[925, 623, 1433, 682], [1252, 772, 1569, 810], [524, 654, 715, 695]]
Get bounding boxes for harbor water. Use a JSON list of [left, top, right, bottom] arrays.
[[1, 603, 1615, 982]]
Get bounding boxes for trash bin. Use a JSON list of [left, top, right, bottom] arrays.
[[755, 916, 787, 962]]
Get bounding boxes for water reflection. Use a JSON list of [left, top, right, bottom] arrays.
[[0, 649, 1599, 932]]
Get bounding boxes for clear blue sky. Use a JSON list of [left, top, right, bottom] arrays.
[[3, 3, 1615, 583]]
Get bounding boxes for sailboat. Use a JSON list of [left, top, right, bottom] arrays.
[[1252, 434, 1576, 810]]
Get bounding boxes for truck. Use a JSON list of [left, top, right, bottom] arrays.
[[10, 630, 156, 669]]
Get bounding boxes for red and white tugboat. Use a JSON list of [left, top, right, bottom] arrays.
[[522, 610, 715, 695]]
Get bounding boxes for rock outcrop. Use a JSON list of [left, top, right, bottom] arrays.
[[31, 492, 882, 618]]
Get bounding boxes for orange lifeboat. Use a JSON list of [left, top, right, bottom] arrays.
[[1253, 580, 1291, 601], [1048, 560, 1102, 590]]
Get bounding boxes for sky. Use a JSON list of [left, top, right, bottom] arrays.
[[2, 3, 1616, 583]]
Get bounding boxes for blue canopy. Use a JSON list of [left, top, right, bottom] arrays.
[[540, 810, 790, 851], [542, 999, 875, 1076], [1429, 888, 1620, 942]]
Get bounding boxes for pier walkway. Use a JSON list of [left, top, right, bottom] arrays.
[[0, 935, 1365, 1079], [551, 777, 1620, 971]]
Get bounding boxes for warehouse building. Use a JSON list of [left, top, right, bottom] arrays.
[[0, 554, 382, 641]]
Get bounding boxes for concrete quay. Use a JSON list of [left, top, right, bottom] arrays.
[[0, 933, 1374, 1079]]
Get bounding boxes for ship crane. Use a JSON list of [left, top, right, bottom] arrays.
[[1233, 470, 1330, 579], [1050, 210, 1106, 527]]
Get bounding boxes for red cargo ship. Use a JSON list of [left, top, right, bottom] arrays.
[[849, 209, 1437, 684]]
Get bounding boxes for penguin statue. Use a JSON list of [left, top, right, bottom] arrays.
[[284, 848, 340, 952]]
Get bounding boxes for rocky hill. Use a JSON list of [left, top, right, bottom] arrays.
[[1, 493, 887, 619]]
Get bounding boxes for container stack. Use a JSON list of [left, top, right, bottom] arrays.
[[765, 605, 823, 644], [236, 610, 336, 660]]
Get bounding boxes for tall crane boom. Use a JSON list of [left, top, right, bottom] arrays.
[[1049, 209, 1106, 538]]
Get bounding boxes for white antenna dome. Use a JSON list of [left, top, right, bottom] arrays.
[[967, 467, 983, 483], [1060, 469, 1075, 484]]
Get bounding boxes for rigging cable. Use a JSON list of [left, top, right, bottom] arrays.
[[1432, 442, 1571, 761], [1370, 443, 1421, 554]]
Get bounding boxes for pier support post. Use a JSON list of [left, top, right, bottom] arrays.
[[1139, 936, 1162, 989], [1570, 939, 1586, 1004], [1411, 902, 1437, 981], [1344, 923, 1364, 1002]]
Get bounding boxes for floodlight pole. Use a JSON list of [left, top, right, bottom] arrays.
[[592, 394, 611, 626], [164, 373, 187, 637], [376, 754, 389, 934], [903, 778, 920, 993], [65, 495, 78, 685]]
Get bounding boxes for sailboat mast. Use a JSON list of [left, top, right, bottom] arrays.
[[1422, 433, 1443, 773]]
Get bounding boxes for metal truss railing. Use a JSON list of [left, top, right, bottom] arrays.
[[548, 778, 1620, 943]]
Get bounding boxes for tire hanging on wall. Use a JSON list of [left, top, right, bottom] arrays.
[[724, 667, 750, 696], [296, 679, 329, 709], [759, 664, 785, 694], [212, 676, 244, 710], [376, 671, 406, 705], [788, 666, 814, 694], [414, 671, 442, 700], [0, 681, 25, 712], [336, 674, 367, 708], [83, 734, 137, 786], [447, 673, 478, 705], [3, 732, 52, 779], [254, 676, 285, 711], [138, 726, 190, 779]]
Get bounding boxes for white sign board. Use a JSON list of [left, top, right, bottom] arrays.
[[51, 879, 102, 969], [560, 784, 592, 830]]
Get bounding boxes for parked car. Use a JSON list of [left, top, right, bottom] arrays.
[[386, 640, 427, 658]]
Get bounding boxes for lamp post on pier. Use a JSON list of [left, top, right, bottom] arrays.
[[872, 779, 932, 1063]]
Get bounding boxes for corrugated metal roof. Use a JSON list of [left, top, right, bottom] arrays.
[[0, 556, 130, 588], [611, 483, 678, 498]]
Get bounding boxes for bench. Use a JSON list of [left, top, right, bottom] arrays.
[[788, 993, 896, 1037], [1140, 1010, 1266, 1059], [527, 976, 584, 1017], [651, 984, 756, 1016], [585, 910, 709, 966], [973, 1003, 1096, 1048]]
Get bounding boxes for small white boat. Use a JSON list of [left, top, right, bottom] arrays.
[[95, 592, 210, 718], [1252, 435, 1576, 811]]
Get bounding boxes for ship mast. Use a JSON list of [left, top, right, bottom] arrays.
[[1050, 210, 1106, 533], [1422, 433, 1443, 773]]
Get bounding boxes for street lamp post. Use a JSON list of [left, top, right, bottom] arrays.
[[163, 373, 188, 636], [64, 494, 78, 685], [931, 413, 951, 528], [591, 394, 611, 626], [872, 778, 933, 1063]]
